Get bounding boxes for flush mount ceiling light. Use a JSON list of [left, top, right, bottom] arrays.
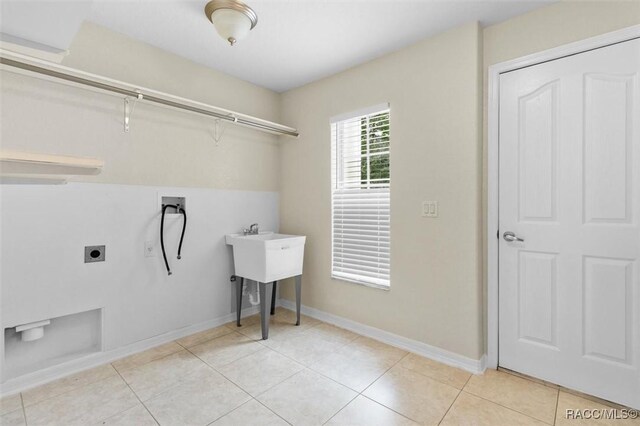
[[204, 0, 258, 46]]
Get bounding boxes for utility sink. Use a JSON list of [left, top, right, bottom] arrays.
[[226, 232, 306, 283]]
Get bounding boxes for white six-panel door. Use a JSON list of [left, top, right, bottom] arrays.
[[499, 38, 640, 409]]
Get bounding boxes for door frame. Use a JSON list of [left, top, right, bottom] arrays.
[[487, 24, 640, 369]]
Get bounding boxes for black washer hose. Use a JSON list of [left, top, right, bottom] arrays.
[[160, 204, 187, 276], [177, 206, 186, 259]]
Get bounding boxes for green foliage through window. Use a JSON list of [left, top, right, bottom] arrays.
[[360, 112, 390, 188]]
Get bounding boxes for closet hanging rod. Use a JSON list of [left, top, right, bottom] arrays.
[[0, 50, 299, 138]]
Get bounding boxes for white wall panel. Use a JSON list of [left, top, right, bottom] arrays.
[[0, 182, 278, 382]]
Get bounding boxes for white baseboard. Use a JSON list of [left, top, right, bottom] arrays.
[[279, 299, 486, 375], [0, 305, 261, 397]]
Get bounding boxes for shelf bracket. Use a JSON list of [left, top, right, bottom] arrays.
[[212, 115, 238, 145], [124, 92, 143, 133], [212, 119, 226, 146]]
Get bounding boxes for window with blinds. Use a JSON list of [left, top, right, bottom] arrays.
[[331, 104, 390, 288]]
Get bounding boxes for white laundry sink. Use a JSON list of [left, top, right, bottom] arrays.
[[226, 232, 306, 282]]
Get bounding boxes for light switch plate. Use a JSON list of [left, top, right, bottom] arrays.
[[422, 201, 438, 218]]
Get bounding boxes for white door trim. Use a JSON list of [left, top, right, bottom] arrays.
[[487, 24, 640, 369]]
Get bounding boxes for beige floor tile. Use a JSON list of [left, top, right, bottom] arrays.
[[212, 399, 288, 426], [272, 307, 321, 328], [346, 336, 407, 364], [24, 376, 138, 426], [310, 338, 405, 392], [305, 323, 360, 345], [363, 365, 459, 425], [112, 342, 183, 372], [189, 332, 264, 368], [218, 347, 304, 396], [398, 353, 471, 389], [258, 369, 357, 426], [0, 409, 26, 426], [441, 392, 548, 426], [118, 350, 207, 401], [327, 395, 417, 425], [464, 369, 558, 424], [93, 404, 157, 425], [235, 313, 322, 349], [22, 364, 117, 407], [234, 308, 319, 342], [225, 313, 261, 329], [175, 325, 234, 348], [555, 391, 640, 425], [144, 367, 250, 426], [0, 394, 22, 416], [237, 319, 306, 342], [264, 329, 349, 366]]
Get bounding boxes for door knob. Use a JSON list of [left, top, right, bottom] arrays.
[[503, 231, 524, 242]]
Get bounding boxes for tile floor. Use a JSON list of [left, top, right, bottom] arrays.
[[1, 308, 637, 426]]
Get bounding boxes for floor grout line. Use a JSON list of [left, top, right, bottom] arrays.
[[383, 357, 471, 391], [553, 390, 560, 426], [354, 352, 429, 424], [363, 394, 420, 423], [112, 363, 161, 426], [358, 351, 409, 396], [437, 388, 463, 425], [460, 390, 556, 425], [130, 355, 252, 426], [173, 329, 235, 351], [16, 366, 120, 413], [19, 392, 27, 426], [436, 357, 476, 425], [203, 398, 255, 426], [252, 396, 295, 425], [204, 349, 304, 400], [112, 345, 184, 374], [319, 349, 429, 424], [202, 397, 261, 426], [321, 390, 360, 425], [179, 333, 301, 417], [187, 337, 331, 426], [182, 332, 266, 374]]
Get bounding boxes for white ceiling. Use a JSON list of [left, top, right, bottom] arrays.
[[0, 1, 93, 51], [2, 1, 553, 92]]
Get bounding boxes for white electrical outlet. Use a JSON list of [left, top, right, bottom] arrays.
[[144, 241, 156, 257], [422, 201, 438, 218]]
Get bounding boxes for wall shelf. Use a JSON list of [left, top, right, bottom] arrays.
[[0, 150, 103, 184]]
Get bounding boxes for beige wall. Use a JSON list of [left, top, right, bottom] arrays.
[[279, 23, 484, 360], [483, 1, 640, 67], [278, 1, 639, 362], [481, 1, 640, 353], [0, 22, 282, 191]]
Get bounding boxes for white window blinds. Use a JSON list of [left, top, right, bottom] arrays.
[[331, 104, 390, 288]]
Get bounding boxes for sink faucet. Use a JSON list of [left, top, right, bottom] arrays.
[[243, 223, 259, 235]]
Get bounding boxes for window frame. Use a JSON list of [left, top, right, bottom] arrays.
[[330, 103, 391, 290]]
